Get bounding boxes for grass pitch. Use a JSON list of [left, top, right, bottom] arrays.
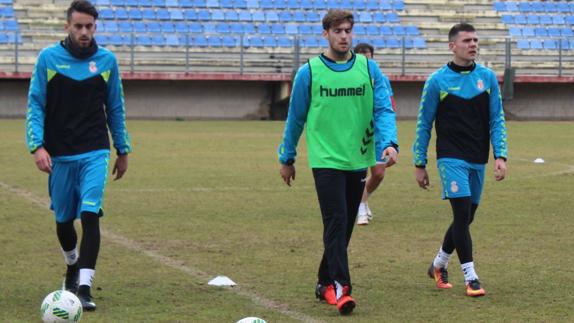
[[0, 119, 573, 322]]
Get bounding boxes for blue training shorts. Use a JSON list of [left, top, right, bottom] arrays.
[[437, 158, 485, 205], [49, 150, 110, 223]]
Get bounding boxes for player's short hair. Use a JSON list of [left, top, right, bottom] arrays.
[[448, 23, 475, 42], [67, 0, 98, 22], [354, 43, 374, 56], [322, 10, 354, 30]]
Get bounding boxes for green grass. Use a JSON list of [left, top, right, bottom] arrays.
[[1, 119, 573, 322]]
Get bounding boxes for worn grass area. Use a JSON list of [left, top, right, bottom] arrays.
[[0, 119, 573, 322]]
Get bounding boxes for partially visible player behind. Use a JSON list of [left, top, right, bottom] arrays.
[[26, 0, 132, 310], [353, 43, 397, 226], [412, 23, 507, 297]]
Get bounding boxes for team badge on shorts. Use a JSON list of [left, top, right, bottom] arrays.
[[476, 79, 484, 90], [450, 181, 459, 193], [89, 61, 98, 73]]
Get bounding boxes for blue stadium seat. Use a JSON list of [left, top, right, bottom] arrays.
[[161, 22, 175, 33], [287, 0, 299, 9], [366, 0, 379, 10], [516, 39, 529, 49], [206, 0, 218, 7], [151, 34, 166, 46], [326, 0, 341, 9], [518, 2, 532, 12], [413, 37, 426, 48], [285, 24, 297, 34], [531, 1, 544, 12], [406, 25, 419, 35], [353, 25, 366, 35], [493, 2, 505, 11], [229, 22, 244, 33], [393, 25, 406, 36], [526, 15, 539, 24], [386, 12, 399, 23], [115, 8, 129, 20], [522, 27, 535, 37], [380, 25, 393, 36], [220, 0, 234, 8], [509, 27, 521, 37], [566, 16, 574, 25], [514, 14, 527, 24], [103, 21, 119, 32], [133, 21, 146, 32], [547, 27, 560, 37], [544, 2, 558, 13], [279, 11, 292, 21], [0, 33, 8, 44], [175, 22, 189, 32], [204, 22, 216, 33], [299, 24, 313, 34], [277, 36, 293, 47], [194, 35, 208, 47], [252, 10, 265, 21], [543, 39, 557, 49], [95, 0, 111, 5], [95, 34, 109, 45], [263, 36, 276, 47], [197, 9, 211, 20], [300, 0, 313, 9], [216, 22, 230, 33], [505, 2, 518, 11], [99, 8, 114, 20], [260, 0, 273, 8], [354, 0, 367, 10], [208, 36, 222, 47], [110, 34, 126, 46], [561, 28, 573, 37], [258, 23, 271, 34], [156, 9, 170, 20], [127, 8, 142, 20], [552, 15, 565, 25], [136, 35, 153, 46], [302, 37, 319, 47], [306, 11, 320, 22], [225, 10, 238, 21], [166, 0, 179, 6], [246, 0, 259, 8], [366, 25, 378, 35], [111, 0, 125, 5], [540, 15, 552, 25], [189, 22, 203, 33], [222, 35, 238, 47], [373, 12, 386, 23], [501, 15, 513, 24], [312, 0, 327, 10], [148, 22, 161, 33], [137, 0, 152, 5], [185, 9, 197, 20], [386, 37, 400, 48], [166, 34, 180, 46], [403, 38, 414, 49], [274, 0, 288, 9], [534, 27, 547, 37], [248, 36, 264, 47], [559, 38, 570, 50], [238, 11, 252, 21], [312, 24, 322, 33], [119, 21, 133, 32], [530, 39, 542, 49], [358, 12, 372, 23], [170, 9, 184, 20], [142, 8, 156, 20], [271, 23, 285, 34], [234, 0, 248, 9], [373, 38, 385, 49], [380, 0, 391, 10], [293, 11, 306, 22], [193, 0, 207, 7], [243, 23, 256, 33], [557, 3, 569, 13], [211, 9, 225, 20], [266, 11, 279, 22]]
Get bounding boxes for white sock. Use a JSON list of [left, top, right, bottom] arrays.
[[334, 281, 343, 300], [79, 269, 95, 287], [433, 248, 452, 269], [358, 203, 367, 215], [62, 248, 78, 266], [461, 262, 479, 282]]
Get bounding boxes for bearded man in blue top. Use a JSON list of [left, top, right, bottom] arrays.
[[413, 23, 508, 297], [26, 0, 131, 311]]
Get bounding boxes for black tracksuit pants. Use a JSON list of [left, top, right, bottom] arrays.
[[313, 168, 367, 288]]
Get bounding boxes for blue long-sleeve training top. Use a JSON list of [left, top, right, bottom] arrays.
[[26, 42, 132, 158], [278, 52, 398, 167], [413, 62, 508, 166]]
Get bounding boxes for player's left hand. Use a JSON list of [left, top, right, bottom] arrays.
[[113, 154, 128, 181], [494, 158, 507, 181], [381, 147, 398, 168]]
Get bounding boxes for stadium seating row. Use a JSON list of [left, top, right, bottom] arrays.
[[97, 8, 401, 22], [494, 1, 574, 13], [0, 0, 11, 4], [95, 33, 425, 48], [98, 20, 419, 35], [509, 26, 573, 38], [94, 0, 404, 10], [501, 14, 574, 25], [0, 31, 21, 44], [516, 38, 573, 50], [0, 19, 17, 30], [0, 6, 14, 18]]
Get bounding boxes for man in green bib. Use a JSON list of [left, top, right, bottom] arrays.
[[278, 9, 399, 315]]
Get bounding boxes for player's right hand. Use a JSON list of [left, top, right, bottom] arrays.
[[280, 164, 296, 187], [415, 167, 429, 189], [33, 147, 52, 174]]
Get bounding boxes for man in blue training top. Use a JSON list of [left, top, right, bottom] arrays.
[[278, 10, 398, 315], [26, 0, 132, 310], [353, 43, 397, 226], [412, 23, 508, 297]]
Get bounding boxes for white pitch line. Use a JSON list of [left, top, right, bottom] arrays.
[[0, 181, 322, 323], [107, 186, 315, 193]]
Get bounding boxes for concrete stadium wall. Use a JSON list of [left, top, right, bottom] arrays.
[[1, 79, 572, 120]]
